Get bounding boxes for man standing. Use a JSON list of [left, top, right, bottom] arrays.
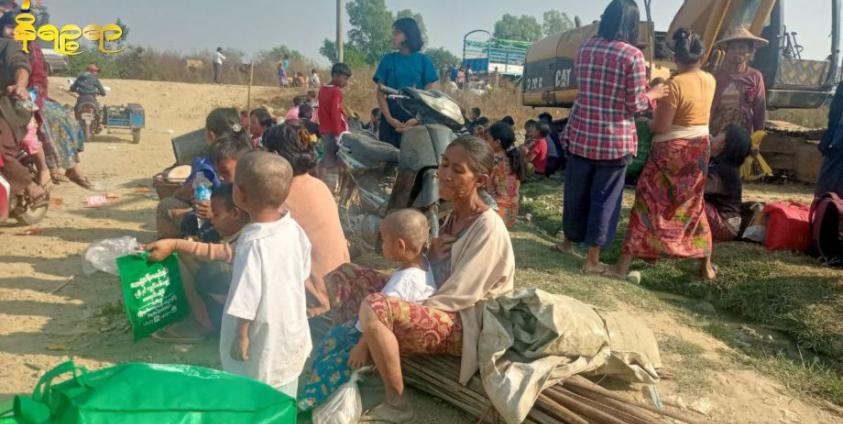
[[212, 47, 225, 84], [308, 69, 321, 89]]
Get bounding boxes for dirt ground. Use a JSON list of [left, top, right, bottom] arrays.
[[0, 78, 840, 424]]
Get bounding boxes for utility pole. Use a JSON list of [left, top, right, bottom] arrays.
[[337, 0, 344, 63]]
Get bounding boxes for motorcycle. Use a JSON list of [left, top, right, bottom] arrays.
[[74, 94, 103, 142], [336, 86, 464, 254], [0, 150, 49, 225]]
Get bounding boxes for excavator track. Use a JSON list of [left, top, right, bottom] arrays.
[[765, 120, 826, 140]]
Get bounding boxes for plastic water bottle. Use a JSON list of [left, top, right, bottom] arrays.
[[193, 173, 212, 228]]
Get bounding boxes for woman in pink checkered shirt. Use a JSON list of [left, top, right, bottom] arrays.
[[554, 0, 668, 274]]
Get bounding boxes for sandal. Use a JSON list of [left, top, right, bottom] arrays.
[[600, 268, 642, 284], [581, 262, 610, 276], [701, 264, 718, 281], [30, 193, 49, 209], [358, 403, 415, 423], [551, 243, 574, 254], [551, 242, 584, 259], [66, 169, 94, 190], [24, 186, 50, 209], [38, 172, 53, 191], [51, 171, 68, 184]]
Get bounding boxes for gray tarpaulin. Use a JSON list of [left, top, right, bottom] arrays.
[[478, 289, 661, 424]]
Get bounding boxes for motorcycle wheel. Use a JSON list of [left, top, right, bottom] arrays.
[[14, 203, 48, 226], [92, 115, 104, 135], [132, 128, 142, 144], [81, 122, 91, 142]]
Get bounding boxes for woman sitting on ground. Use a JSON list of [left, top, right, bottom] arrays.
[[485, 121, 527, 229], [325, 136, 515, 422], [526, 121, 550, 176], [263, 121, 350, 317], [705, 124, 751, 241]]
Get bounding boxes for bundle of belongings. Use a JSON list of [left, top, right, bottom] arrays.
[[478, 289, 661, 424], [399, 289, 695, 424], [740, 130, 773, 181]]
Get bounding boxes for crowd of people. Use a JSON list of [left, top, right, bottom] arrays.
[[551, 0, 762, 285], [2, 0, 834, 421], [211, 48, 322, 90], [136, 2, 784, 420], [140, 15, 520, 422]]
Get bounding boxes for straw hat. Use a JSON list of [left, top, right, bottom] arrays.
[[716, 26, 769, 49]]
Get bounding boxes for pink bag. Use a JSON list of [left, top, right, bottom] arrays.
[[20, 118, 41, 155], [763, 202, 811, 251]]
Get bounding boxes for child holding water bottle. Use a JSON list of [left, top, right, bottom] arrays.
[[156, 108, 252, 239], [182, 136, 252, 241]]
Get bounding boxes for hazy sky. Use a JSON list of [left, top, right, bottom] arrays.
[[47, 0, 835, 64]]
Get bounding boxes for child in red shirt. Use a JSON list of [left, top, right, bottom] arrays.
[[528, 122, 550, 175], [317, 63, 352, 190]]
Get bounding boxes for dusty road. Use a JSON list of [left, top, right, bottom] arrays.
[[0, 78, 840, 424]]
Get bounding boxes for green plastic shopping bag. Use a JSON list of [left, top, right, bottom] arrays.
[[117, 252, 189, 340], [0, 398, 17, 424], [4, 360, 297, 424]]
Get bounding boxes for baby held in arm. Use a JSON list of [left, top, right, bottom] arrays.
[[299, 209, 437, 411]]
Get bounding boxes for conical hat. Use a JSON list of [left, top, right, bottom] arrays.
[[716, 26, 769, 48]]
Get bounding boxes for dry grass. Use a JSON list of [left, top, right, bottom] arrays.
[[340, 69, 561, 126], [65, 46, 323, 89], [252, 67, 562, 128], [519, 179, 843, 394]]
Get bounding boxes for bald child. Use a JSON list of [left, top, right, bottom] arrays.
[[223, 151, 312, 397], [298, 209, 437, 411]]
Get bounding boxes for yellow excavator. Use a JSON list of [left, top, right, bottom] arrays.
[[523, 0, 840, 111], [522, 0, 840, 183]]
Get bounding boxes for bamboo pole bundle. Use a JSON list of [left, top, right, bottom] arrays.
[[402, 355, 702, 424], [309, 317, 702, 424]]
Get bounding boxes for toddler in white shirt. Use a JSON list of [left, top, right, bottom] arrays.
[[298, 209, 435, 410]]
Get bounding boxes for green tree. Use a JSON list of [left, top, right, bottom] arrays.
[[542, 10, 574, 37], [425, 47, 459, 71], [396, 9, 427, 46], [346, 0, 395, 65], [319, 1, 434, 67], [258, 45, 305, 64], [493, 14, 542, 42], [68, 50, 117, 77], [319, 39, 369, 69]]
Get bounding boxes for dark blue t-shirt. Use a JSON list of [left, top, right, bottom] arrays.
[[373, 52, 438, 90]]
